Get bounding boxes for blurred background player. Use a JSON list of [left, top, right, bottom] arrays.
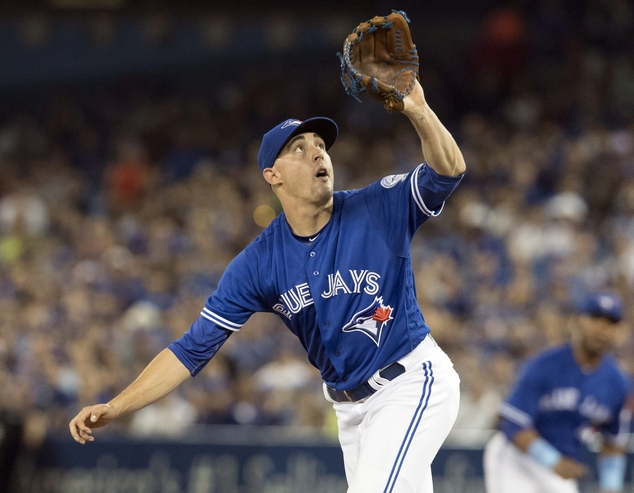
[[483, 291, 631, 493]]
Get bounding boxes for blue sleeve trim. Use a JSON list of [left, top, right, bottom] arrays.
[[411, 162, 463, 216], [200, 307, 243, 330], [168, 315, 233, 376], [499, 416, 526, 442]]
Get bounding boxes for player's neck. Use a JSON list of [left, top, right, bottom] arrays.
[[572, 344, 603, 370], [283, 201, 333, 237]]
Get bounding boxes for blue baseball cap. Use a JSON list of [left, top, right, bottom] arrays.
[[580, 292, 623, 323], [257, 117, 338, 172]]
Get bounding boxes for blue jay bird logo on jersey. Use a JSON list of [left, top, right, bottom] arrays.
[[342, 296, 394, 346]]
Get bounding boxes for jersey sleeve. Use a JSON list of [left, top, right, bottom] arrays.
[[168, 248, 268, 376], [363, 163, 463, 255], [498, 360, 544, 440]]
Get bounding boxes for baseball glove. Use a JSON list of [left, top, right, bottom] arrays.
[[338, 11, 419, 113]]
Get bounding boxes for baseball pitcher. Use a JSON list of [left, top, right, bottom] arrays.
[[69, 12, 466, 493]]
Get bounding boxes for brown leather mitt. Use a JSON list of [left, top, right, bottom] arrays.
[[338, 11, 419, 113]]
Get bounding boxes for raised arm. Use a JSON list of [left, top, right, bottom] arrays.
[[69, 348, 191, 444], [401, 80, 466, 177]]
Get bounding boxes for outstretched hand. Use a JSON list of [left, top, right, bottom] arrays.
[[69, 403, 118, 444]]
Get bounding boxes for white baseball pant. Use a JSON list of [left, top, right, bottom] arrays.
[[324, 336, 461, 493], [483, 431, 579, 493]]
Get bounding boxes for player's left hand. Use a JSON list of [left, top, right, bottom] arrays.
[[338, 11, 419, 113], [69, 403, 117, 444]]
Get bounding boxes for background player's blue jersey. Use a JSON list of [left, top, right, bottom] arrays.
[[499, 344, 630, 461], [169, 163, 462, 390]]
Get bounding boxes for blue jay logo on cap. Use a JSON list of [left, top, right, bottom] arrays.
[[581, 291, 622, 322], [281, 119, 302, 128], [257, 117, 338, 172], [597, 295, 616, 311]]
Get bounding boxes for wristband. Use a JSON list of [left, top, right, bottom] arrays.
[[598, 455, 626, 492], [527, 438, 562, 469]]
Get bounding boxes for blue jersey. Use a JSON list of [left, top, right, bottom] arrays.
[[169, 163, 462, 390], [499, 344, 630, 461]]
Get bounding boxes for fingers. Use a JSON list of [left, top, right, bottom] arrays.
[[69, 405, 112, 444], [69, 410, 94, 445]]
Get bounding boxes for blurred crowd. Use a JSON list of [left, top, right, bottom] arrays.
[[0, 0, 633, 449]]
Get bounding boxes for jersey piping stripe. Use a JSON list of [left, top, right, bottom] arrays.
[[499, 403, 533, 428], [200, 308, 242, 331], [382, 361, 434, 493], [410, 163, 444, 217]]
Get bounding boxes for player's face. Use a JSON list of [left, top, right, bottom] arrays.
[[577, 315, 620, 356], [272, 132, 334, 204]]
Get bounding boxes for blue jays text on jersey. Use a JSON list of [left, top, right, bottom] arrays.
[[498, 344, 631, 462], [168, 162, 463, 391]]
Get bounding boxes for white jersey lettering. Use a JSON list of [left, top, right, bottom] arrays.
[[350, 269, 368, 293], [538, 388, 579, 411], [321, 270, 381, 299], [579, 395, 611, 422], [281, 289, 303, 313], [364, 272, 381, 295], [272, 303, 292, 320], [279, 282, 315, 315], [332, 271, 351, 296], [296, 282, 314, 307]]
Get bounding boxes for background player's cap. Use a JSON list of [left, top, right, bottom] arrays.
[[579, 292, 623, 322], [257, 117, 338, 172]]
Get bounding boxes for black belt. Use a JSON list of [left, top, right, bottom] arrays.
[[326, 361, 406, 403]]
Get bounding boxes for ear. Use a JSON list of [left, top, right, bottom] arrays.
[[263, 167, 281, 186]]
